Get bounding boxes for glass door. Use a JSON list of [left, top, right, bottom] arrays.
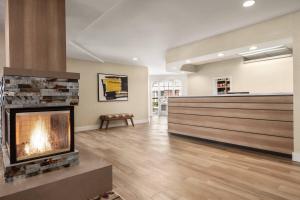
[[151, 80, 183, 116], [151, 81, 159, 115]]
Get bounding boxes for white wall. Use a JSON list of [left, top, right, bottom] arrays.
[[188, 57, 293, 96], [293, 12, 300, 158]]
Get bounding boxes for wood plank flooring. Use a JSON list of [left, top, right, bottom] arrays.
[[76, 116, 300, 200]]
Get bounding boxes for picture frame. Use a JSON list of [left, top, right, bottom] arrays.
[[97, 73, 128, 102]]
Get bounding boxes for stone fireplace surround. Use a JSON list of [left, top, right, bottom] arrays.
[[1, 67, 80, 182]]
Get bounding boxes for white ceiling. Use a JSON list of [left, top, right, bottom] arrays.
[[1, 0, 300, 74]]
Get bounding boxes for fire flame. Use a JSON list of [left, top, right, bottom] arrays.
[[24, 118, 52, 155]]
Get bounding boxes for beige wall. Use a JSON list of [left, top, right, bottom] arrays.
[[188, 57, 293, 96], [67, 59, 149, 131], [0, 31, 149, 131]]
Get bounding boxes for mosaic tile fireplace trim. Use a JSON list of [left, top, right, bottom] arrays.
[[1, 76, 79, 108]]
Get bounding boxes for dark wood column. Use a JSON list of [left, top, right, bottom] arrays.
[[5, 0, 66, 72]]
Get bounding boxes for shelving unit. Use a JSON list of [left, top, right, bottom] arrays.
[[214, 77, 231, 95]]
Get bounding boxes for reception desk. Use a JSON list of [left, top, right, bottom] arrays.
[[168, 94, 293, 154]]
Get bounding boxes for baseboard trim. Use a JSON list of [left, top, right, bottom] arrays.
[[75, 119, 149, 133], [75, 125, 99, 133], [292, 152, 300, 162]]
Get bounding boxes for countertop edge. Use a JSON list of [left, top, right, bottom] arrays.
[[168, 93, 293, 98]]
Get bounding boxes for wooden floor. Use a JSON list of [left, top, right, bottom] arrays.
[[76, 116, 300, 200]]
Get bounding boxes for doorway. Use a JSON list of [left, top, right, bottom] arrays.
[[151, 80, 183, 116]]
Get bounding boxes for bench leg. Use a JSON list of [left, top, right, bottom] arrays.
[[124, 119, 129, 126], [106, 120, 110, 129], [100, 119, 104, 129], [130, 118, 135, 127]]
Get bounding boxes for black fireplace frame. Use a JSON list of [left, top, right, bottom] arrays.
[[6, 106, 75, 164]]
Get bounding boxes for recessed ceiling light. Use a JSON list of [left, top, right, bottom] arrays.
[[132, 57, 139, 61], [185, 60, 191, 64], [249, 46, 258, 50], [243, 0, 255, 8], [218, 53, 225, 57]]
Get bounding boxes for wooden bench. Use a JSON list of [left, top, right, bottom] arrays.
[[100, 113, 134, 129]]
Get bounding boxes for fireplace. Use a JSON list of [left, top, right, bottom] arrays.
[[1, 0, 81, 182], [5, 106, 74, 164], [1, 74, 80, 182]]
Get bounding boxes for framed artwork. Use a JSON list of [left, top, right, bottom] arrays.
[[97, 73, 128, 102]]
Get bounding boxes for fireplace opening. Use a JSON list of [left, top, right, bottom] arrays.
[[5, 106, 74, 164]]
